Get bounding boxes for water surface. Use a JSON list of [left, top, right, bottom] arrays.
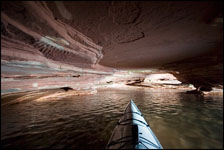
[[1, 88, 223, 149]]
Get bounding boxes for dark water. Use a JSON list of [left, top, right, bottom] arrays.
[[1, 88, 223, 149]]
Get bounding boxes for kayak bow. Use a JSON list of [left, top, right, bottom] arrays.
[[107, 100, 163, 149]]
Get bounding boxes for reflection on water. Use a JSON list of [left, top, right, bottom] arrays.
[[1, 88, 223, 149]]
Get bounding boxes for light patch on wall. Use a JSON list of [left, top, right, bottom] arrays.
[[144, 73, 182, 85], [40, 37, 64, 50], [58, 38, 70, 46], [45, 36, 69, 46], [188, 84, 196, 89], [2, 61, 48, 69], [38, 85, 63, 90], [32, 83, 38, 88]]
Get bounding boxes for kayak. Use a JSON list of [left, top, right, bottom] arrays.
[[107, 100, 163, 149]]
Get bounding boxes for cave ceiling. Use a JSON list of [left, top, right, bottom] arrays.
[[1, 1, 223, 93]]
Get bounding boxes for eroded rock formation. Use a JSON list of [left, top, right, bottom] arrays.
[[1, 1, 223, 94]]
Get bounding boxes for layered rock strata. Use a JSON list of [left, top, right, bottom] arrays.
[[1, 1, 223, 94]]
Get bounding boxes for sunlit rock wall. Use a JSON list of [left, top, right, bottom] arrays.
[[1, 1, 115, 94], [144, 73, 182, 85]]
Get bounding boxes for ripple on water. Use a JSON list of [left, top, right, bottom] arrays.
[[1, 88, 223, 149]]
